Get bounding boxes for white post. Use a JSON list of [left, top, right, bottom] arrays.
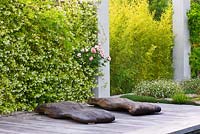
[[172, 0, 191, 81], [93, 0, 110, 98]]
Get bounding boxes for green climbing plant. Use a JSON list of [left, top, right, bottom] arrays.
[[0, 0, 99, 114]]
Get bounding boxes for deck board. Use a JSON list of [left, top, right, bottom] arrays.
[[1, 103, 200, 134]]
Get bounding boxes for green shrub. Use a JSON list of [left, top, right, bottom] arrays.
[[110, 0, 173, 94], [111, 88, 124, 95], [133, 80, 181, 98], [187, 2, 200, 78], [181, 79, 200, 94], [172, 92, 189, 104], [193, 0, 200, 4], [148, 0, 170, 20], [0, 0, 98, 114]]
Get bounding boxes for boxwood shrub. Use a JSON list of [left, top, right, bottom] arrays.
[[0, 0, 98, 114]]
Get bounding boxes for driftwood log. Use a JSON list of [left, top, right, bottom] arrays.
[[35, 101, 115, 124], [88, 98, 161, 115]]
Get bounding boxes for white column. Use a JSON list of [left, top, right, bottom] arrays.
[[93, 0, 110, 98], [172, 0, 191, 81]]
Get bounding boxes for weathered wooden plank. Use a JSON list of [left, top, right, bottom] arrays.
[[0, 123, 63, 134], [0, 103, 200, 134], [0, 128, 22, 134], [0, 119, 123, 134], [6, 120, 125, 134]]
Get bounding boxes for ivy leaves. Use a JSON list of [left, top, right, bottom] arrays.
[[0, 0, 98, 114]]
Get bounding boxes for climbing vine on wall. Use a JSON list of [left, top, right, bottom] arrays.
[[0, 0, 99, 114]]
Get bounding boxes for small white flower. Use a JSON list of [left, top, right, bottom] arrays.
[[95, 45, 99, 49], [81, 48, 85, 52], [85, 48, 89, 52], [77, 53, 81, 58]]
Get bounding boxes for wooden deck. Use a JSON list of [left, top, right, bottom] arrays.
[[0, 103, 200, 134]]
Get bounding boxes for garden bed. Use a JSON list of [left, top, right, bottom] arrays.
[[121, 94, 200, 106]]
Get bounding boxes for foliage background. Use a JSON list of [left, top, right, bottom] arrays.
[[148, 0, 170, 20], [110, 0, 173, 95], [187, 0, 200, 78], [0, 0, 98, 114]]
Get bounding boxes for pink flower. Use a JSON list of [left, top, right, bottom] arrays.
[[107, 56, 111, 61], [95, 44, 103, 52], [89, 56, 94, 61], [91, 47, 97, 54]]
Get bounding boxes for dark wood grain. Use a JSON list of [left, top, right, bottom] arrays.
[[34, 101, 115, 124], [88, 98, 161, 115]]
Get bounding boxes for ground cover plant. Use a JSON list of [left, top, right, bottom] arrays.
[[133, 80, 181, 98], [121, 94, 171, 104], [121, 94, 199, 105], [122, 79, 200, 105], [110, 0, 173, 95], [0, 0, 106, 114], [181, 78, 200, 94]]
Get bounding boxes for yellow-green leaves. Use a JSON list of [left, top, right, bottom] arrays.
[[0, 0, 97, 114], [110, 0, 173, 94]]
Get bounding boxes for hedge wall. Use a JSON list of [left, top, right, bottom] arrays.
[[0, 0, 98, 114], [188, 1, 200, 78]]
